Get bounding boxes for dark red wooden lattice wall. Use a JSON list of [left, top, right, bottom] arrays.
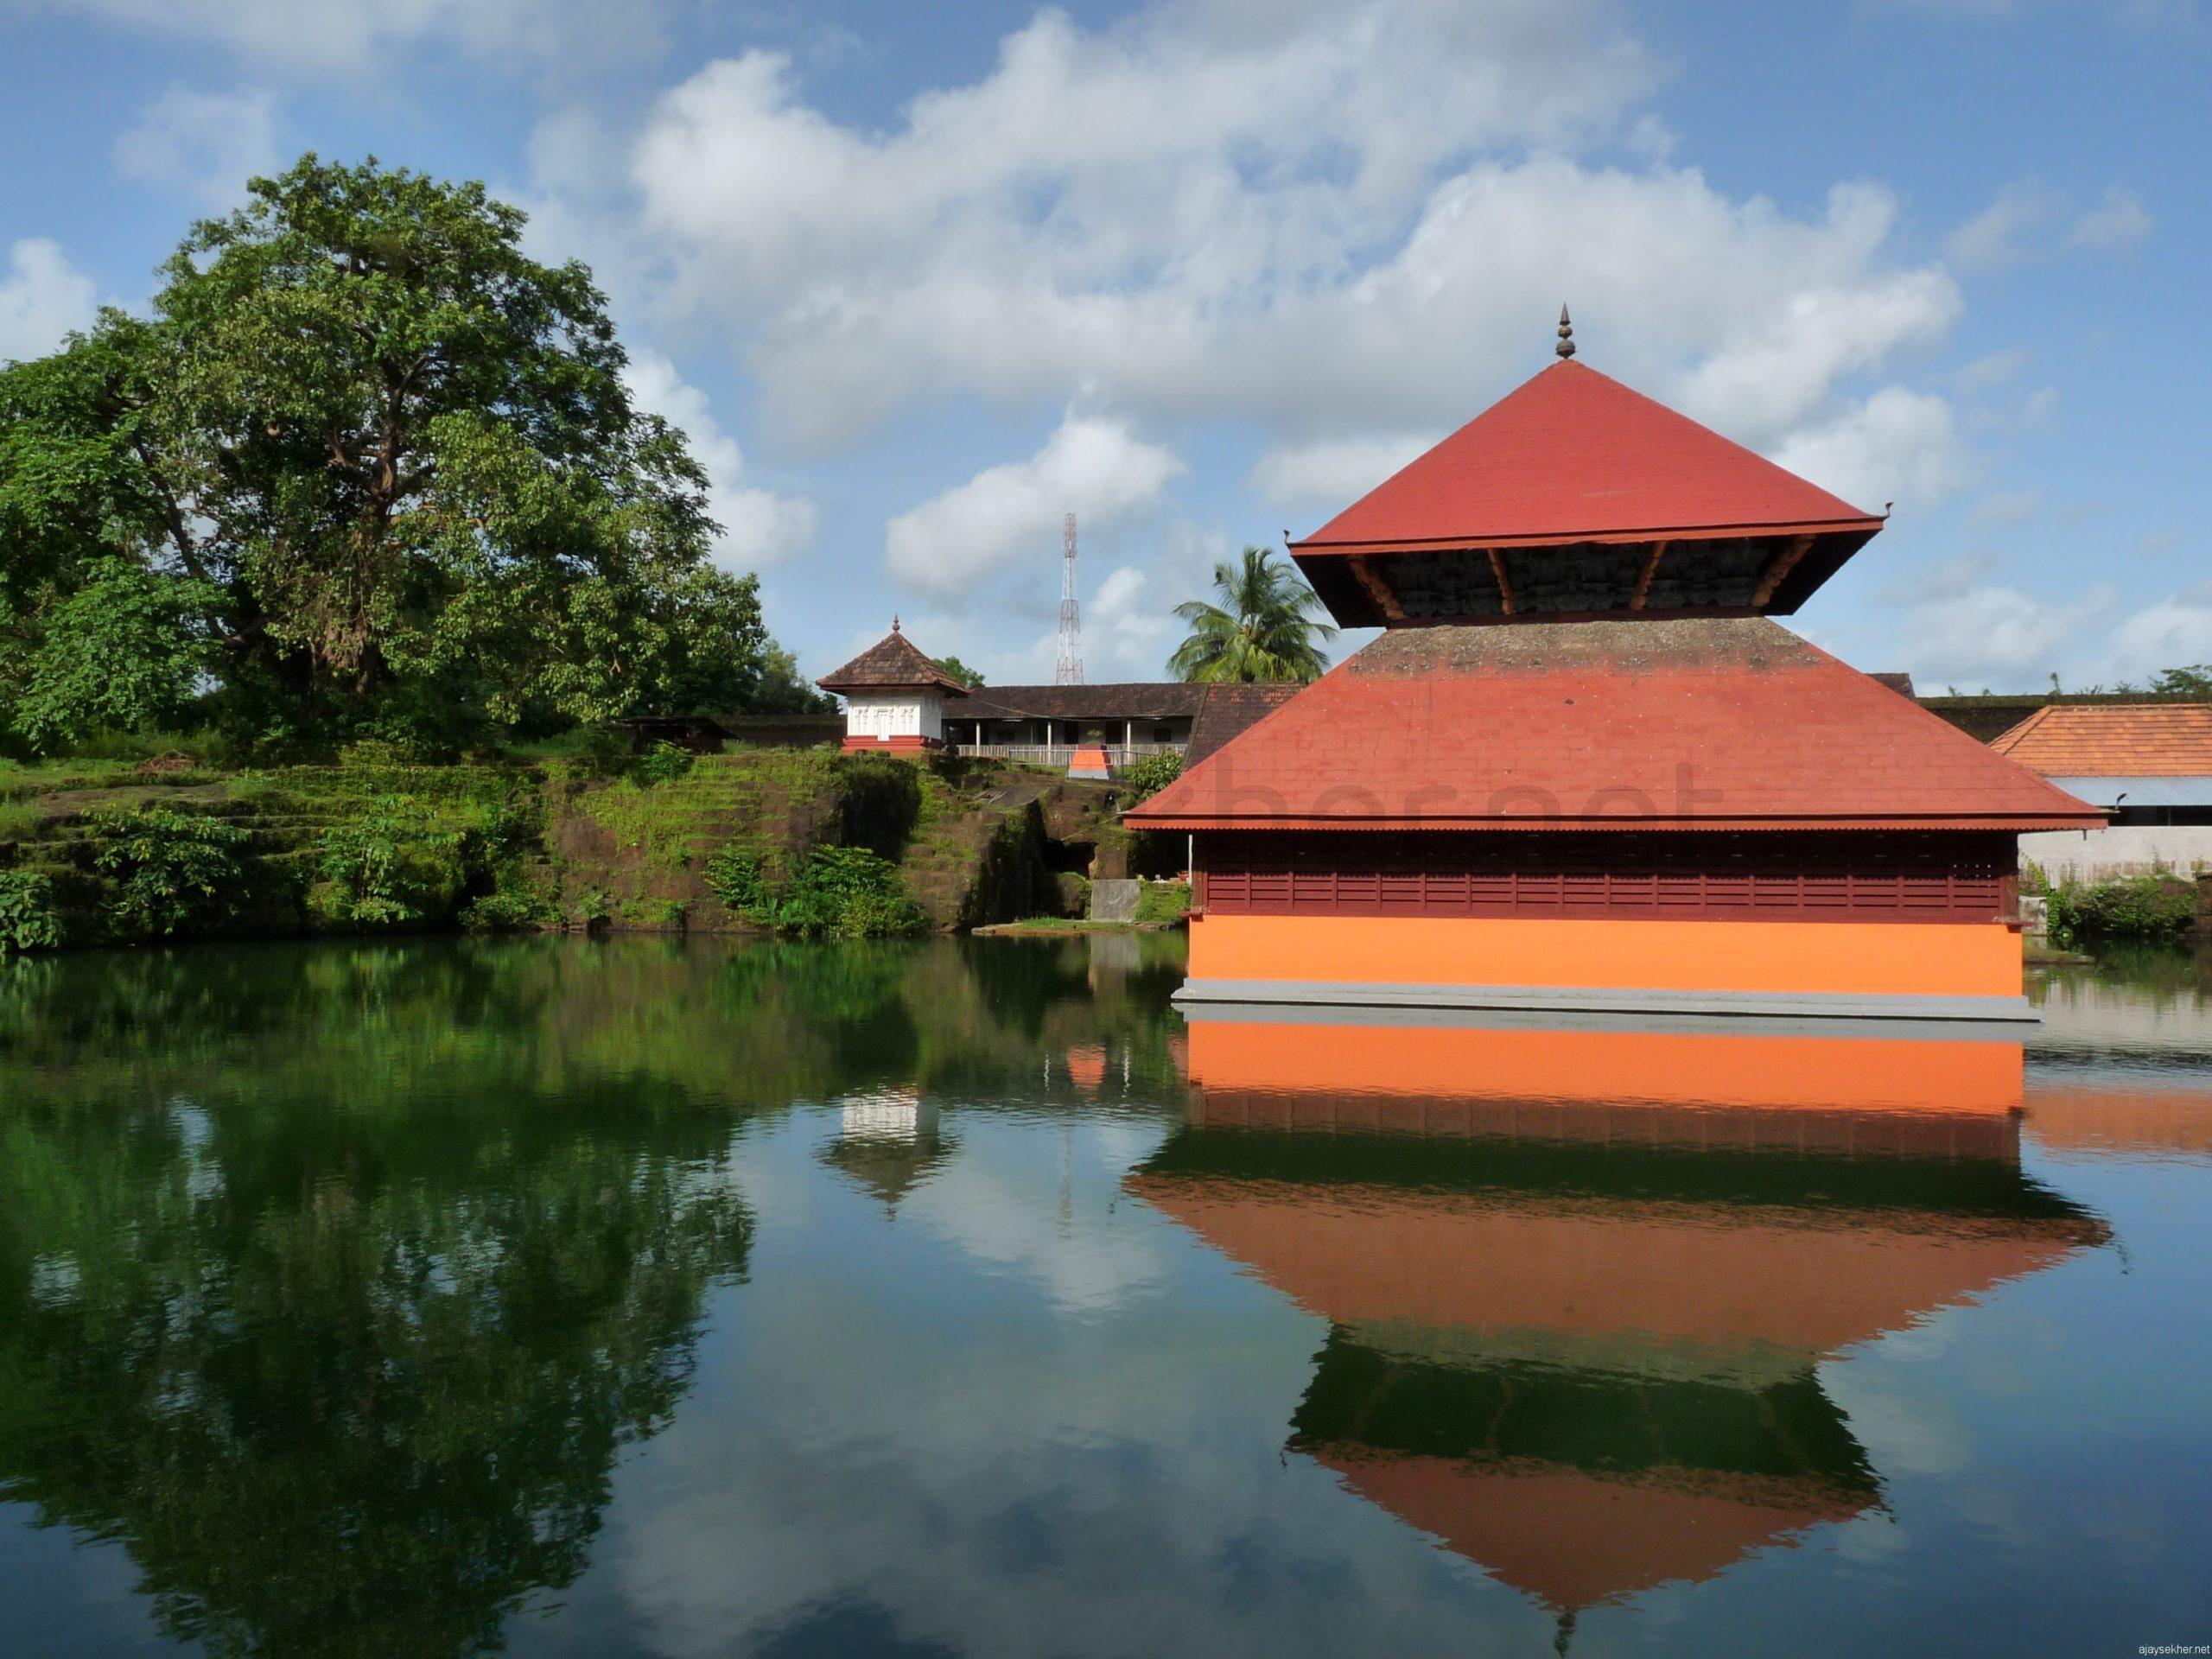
[[1196, 831, 2018, 925]]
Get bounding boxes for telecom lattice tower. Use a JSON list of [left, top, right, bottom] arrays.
[[1055, 512, 1084, 685]]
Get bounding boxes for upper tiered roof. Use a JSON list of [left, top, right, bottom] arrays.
[[1290, 354, 1886, 628]]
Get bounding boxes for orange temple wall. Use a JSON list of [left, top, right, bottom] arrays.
[[1185, 912, 2024, 1001]]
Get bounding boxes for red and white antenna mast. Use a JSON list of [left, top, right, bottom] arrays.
[[1055, 512, 1084, 685]]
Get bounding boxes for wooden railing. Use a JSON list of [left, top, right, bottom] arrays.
[[953, 741, 1184, 769]]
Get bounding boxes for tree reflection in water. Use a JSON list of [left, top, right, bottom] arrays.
[[0, 931, 1195, 1658]]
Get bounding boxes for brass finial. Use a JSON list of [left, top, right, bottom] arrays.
[[1555, 304, 1575, 359], [892, 613, 901, 632]]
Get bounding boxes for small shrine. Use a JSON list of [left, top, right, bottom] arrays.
[[816, 619, 971, 753]]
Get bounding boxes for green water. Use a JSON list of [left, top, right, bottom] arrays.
[[1, 936, 2208, 1656]]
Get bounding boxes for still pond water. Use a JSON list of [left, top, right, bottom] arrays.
[[2, 935, 2209, 1657]]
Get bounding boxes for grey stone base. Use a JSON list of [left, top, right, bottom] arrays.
[[1089, 879, 1141, 924], [1170, 976, 2037, 1027]]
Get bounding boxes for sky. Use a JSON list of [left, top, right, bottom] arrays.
[[1, 0, 2206, 694]]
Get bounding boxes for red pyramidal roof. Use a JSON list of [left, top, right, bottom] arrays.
[[1296, 359, 1882, 554], [1127, 619, 2103, 833]]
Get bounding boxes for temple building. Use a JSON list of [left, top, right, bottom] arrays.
[[816, 620, 971, 753], [817, 620, 1296, 772], [1128, 319, 2105, 1020]]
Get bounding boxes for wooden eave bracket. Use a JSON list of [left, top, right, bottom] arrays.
[[1631, 540, 1669, 610], [1348, 556, 1407, 623], [1751, 533, 1817, 607], [1487, 548, 1515, 615]]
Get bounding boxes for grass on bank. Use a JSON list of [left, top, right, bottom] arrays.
[[976, 879, 1192, 935]]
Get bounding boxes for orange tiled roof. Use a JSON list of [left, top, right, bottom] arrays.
[[1126, 617, 2102, 832], [1987, 703, 2212, 777]]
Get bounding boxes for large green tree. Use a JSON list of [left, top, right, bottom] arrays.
[[1167, 546, 1336, 683], [0, 154, 797, 752]]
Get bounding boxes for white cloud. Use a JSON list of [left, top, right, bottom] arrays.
[[1948, 178, 2152, 270], [607, 1, 1960, 460], [1969, 488, 2043, 527], [1766, 385, 1967, 512], [42, 0, 668, 71], [2066, 184, 2152, 251], [1945, 181, 2063, 270], [1084, 564, 1182, 683], [112, 86, 281, 205], [1892, 555, 2077, 689], [884, 413, 1184, 605], [2101, 582, 2212, 681], [0, 238, 99, 363], [1951, 346, 2029, 394], [1248, 432, 1434, 515], [621, 348, 817, 574]]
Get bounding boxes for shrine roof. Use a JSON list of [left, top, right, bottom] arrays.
[[817, 626, 971, 696]]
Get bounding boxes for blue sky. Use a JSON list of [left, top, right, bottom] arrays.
[[2, 0, 2205, 692]]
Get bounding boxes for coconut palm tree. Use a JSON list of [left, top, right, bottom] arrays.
[[1167, 548, 1337, 683]]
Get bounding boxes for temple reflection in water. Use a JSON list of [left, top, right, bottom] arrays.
[[1131, 1010, 2109, 1637]]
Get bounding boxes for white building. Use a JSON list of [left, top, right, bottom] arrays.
[[816, 620, 971, 753], [1994, 704, 2212, 881]]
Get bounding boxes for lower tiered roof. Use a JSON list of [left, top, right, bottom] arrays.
[[1126, 617, 2104, 834]]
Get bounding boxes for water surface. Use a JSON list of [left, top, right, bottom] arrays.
[[2, 936, 2209, 1656]]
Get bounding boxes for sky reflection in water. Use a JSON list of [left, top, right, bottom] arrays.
[[1, 934, 2209, 1657]]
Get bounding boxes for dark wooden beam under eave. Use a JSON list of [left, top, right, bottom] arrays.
[[1631, 540, 1669, 610], [1487, 548, 1515, 615], [1348, 556, 1407, 623], [1751, 533, 1817, 608]]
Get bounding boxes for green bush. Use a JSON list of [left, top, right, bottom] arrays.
[[312, 797, 471, 927], [1134, 878, 1192, 925], [2047, 873, 2200, 947], [461, 888, 556, 932], [0, 868, 61, 953], [0, 798, 44, 842], [706, 842, 924, 938], [830, 755, 922, 857], [633, 741, 695, 786], [86, 805, 251, 937], [781, 847, 926, 939], [703, 846, 775, 924], [1119, 749, 1182, 804]]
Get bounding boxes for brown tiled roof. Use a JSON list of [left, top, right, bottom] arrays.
[[1185, 683, 1302, 766], [1128, 616, 2102, 832], [1988, 703, 2212, 776], [817, 628, 971, 696], [958, 683, 1208, 721]]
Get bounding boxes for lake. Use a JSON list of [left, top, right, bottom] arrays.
[[2, 934, 2209, 1657]]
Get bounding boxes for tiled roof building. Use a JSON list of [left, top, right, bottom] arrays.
[[1990, 703, 2212, 779], [1129, 327, 2101, 1020]]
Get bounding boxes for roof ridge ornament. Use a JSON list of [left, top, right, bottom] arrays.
[[1555, 304, 1575, 359], [892, 614, 901, 632]]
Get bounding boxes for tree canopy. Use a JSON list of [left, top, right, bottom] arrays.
[[933, 654, 986, 689], [1168, 546, 1335, 683], [0, 154, 810, 755]]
